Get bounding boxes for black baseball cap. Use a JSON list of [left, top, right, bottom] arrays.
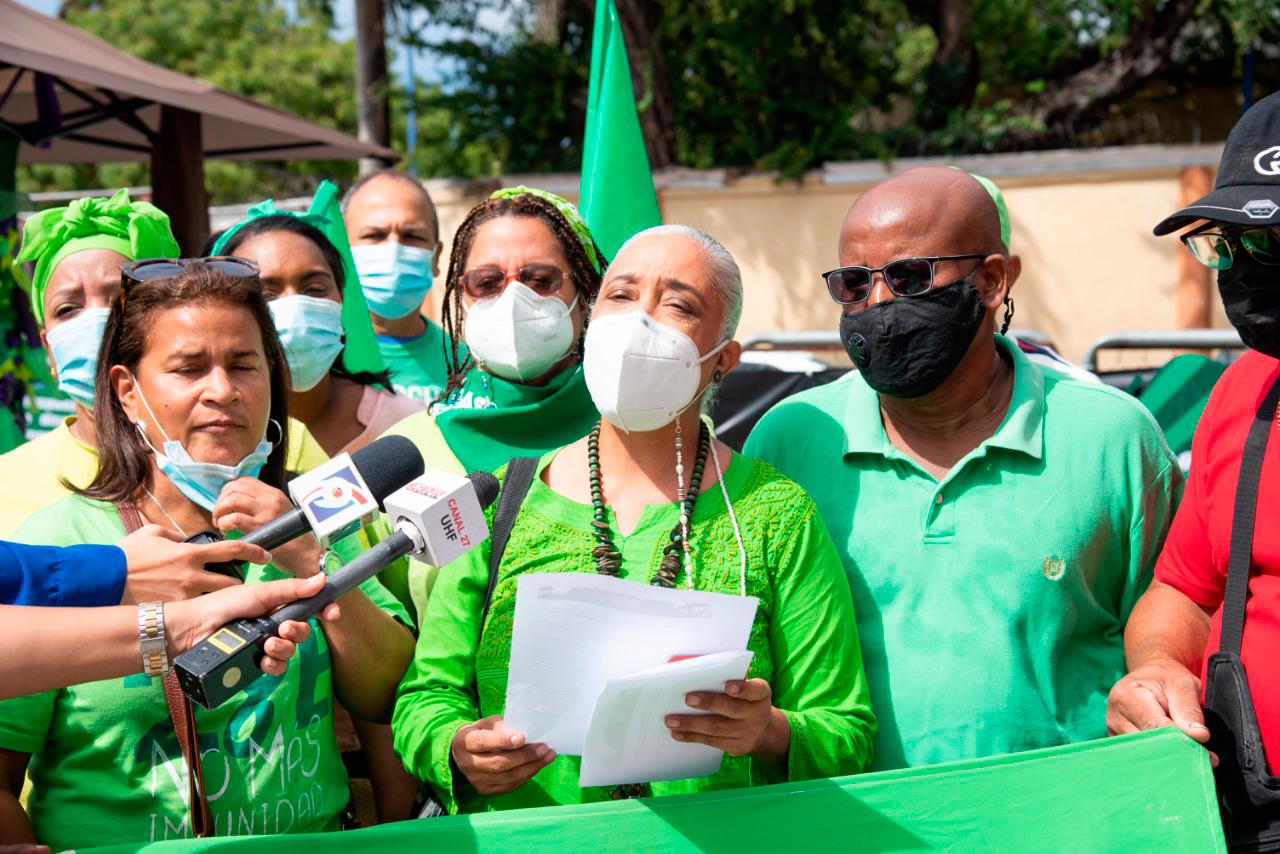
[[1154, 90, 1280, 236]]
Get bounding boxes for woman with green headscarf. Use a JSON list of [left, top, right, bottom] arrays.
[[0, 189, 179, 535], [209, 181, 424, 460], [382, 187, 603, 476]]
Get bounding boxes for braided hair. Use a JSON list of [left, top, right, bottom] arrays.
[[438, 194, 607, 403]]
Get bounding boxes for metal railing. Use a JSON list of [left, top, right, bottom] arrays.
[[1083, 329, 1244, 373], [739, 327, 1054, 351]]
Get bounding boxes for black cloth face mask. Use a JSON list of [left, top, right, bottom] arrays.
[[1219, 254, 1280, 359], [839, 276, 988, 398]]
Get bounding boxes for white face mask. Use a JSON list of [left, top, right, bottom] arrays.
[[463, 281, 578, 382], [583, 310, 728, 432]]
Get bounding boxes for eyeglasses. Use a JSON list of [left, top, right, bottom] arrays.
[[821, 254, 987, 305], [459, 264, 567, 300], [121, 256, 260, 289], [1181, 224, 1280, 270]]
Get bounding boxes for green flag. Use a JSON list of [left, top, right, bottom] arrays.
[[579, 0, 662, 261]]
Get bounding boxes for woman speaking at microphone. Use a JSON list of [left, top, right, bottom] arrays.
[[0, 260, 413, 850], [209, 185, 428, 823], [392, 226, 875, 813]]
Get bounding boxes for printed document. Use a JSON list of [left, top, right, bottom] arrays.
[[504, 573, 758, 758]]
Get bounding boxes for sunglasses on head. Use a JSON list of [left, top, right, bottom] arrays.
[[120, 256, 260, 289], [821, 254, 988, 305], [1181, 223, 1280, 270]]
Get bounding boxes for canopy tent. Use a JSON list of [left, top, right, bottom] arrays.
[[0, 0, 397, 250]]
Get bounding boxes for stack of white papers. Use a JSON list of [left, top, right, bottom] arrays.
[[504, 573, 759, 787]]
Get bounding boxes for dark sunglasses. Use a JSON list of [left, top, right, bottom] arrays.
[[459, 263, 567, 300], [1180, 223, 1280, 270], [822, 254, 988, 305], [121, 256, 260, 289]]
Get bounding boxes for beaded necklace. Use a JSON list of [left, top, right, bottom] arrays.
[[587, 419, 711, 589]]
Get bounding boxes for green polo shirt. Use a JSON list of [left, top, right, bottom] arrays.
[[744, 335, 1182, 771]]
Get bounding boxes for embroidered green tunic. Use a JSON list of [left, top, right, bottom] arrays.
[[392, 449, 876, 813]]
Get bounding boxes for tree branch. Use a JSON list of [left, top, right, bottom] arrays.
[[1008, 0, 1200, 145]]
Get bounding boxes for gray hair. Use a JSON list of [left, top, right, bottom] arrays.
[[614, 224, 743, 339]]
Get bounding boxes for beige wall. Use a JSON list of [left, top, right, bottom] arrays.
[[415, 148, 1230, 364]]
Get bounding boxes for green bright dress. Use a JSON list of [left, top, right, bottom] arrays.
[[391, 449, 876, 814], [0, 495, 409, 851]]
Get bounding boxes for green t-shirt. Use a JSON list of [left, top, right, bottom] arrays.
[[392, 450, 876, 814], [744, 335, 1183, 771], [0, 495, 408, 850], [375, 319, 452, 406]]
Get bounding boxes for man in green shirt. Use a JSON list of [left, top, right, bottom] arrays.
[[745, 167, 1182, 771], [344, 170, 452, 404]]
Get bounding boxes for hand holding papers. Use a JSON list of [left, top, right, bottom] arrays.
[[504, 573, 759, 785], [580, 650, 754, 786]]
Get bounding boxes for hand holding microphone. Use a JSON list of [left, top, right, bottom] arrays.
[[199, 434, 428, 581], [174, 440, 499, 706]]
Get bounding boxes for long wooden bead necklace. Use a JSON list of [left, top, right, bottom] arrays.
[[587, 419, 711, 589]]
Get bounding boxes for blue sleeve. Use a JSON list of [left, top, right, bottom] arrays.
[[0, 541, 127, 607]]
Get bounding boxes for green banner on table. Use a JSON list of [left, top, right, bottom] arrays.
[[87, 729, 1224, 853]]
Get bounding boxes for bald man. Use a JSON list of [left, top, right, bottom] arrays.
[[344, 170, 450, 404], [744, 167, 1182, 770]]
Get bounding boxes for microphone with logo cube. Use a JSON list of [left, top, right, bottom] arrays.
[[174, 466, 500, 708]]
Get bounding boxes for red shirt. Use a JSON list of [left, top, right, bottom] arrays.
[[1157, 350, 1280, 767]]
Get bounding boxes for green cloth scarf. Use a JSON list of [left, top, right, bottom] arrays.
[[210, 180, 385, 375], [435, 364, 599, 473], [489, 185, 602, 273], [16, 189, 179, 324]]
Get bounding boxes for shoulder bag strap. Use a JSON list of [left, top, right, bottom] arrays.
[[115, 501, 214, 838], [1220, 373, 1280, 656], [480, 457, 539, 634]]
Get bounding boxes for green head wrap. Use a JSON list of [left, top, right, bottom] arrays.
[[949, 168, 1011, 248], [489, 185, 602, 273], [211, 180, 385, 376], [16, 188, 180, 325]]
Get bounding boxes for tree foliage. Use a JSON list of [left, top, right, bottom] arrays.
[[15, 0, 1280, 197], [408, 0, 1280, 178]]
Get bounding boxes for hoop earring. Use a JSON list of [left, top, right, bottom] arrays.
[[1000, 297, 1015, 336], [266, 418, 285, 446]]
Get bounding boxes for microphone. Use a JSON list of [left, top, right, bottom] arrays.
[[175, 469, 502, 709], [245, 434, 425, 551]]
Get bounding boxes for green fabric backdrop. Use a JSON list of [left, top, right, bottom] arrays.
[[85, 729, 1223, 853]]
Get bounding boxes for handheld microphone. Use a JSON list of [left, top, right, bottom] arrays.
[[175, 469, 502, 709], [243, 434, 425, 551]]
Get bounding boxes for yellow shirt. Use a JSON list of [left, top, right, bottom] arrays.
[[0, 417, 328, 538], [0, 417, 97, 537]]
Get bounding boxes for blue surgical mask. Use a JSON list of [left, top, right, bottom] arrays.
[[269, 294, 344, 392], [351, 242, 435, 320], [45, 307, 110, 410], [133, 381, 277, 511]]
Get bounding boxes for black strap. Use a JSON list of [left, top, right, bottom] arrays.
[[1221, 373, 1280, 655], [480, 457, 539, 633]]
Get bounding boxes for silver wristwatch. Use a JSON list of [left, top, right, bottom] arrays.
[[137, 601, 170, 677]]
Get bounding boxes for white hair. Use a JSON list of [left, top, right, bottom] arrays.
[[614, 224, 744, 339]]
